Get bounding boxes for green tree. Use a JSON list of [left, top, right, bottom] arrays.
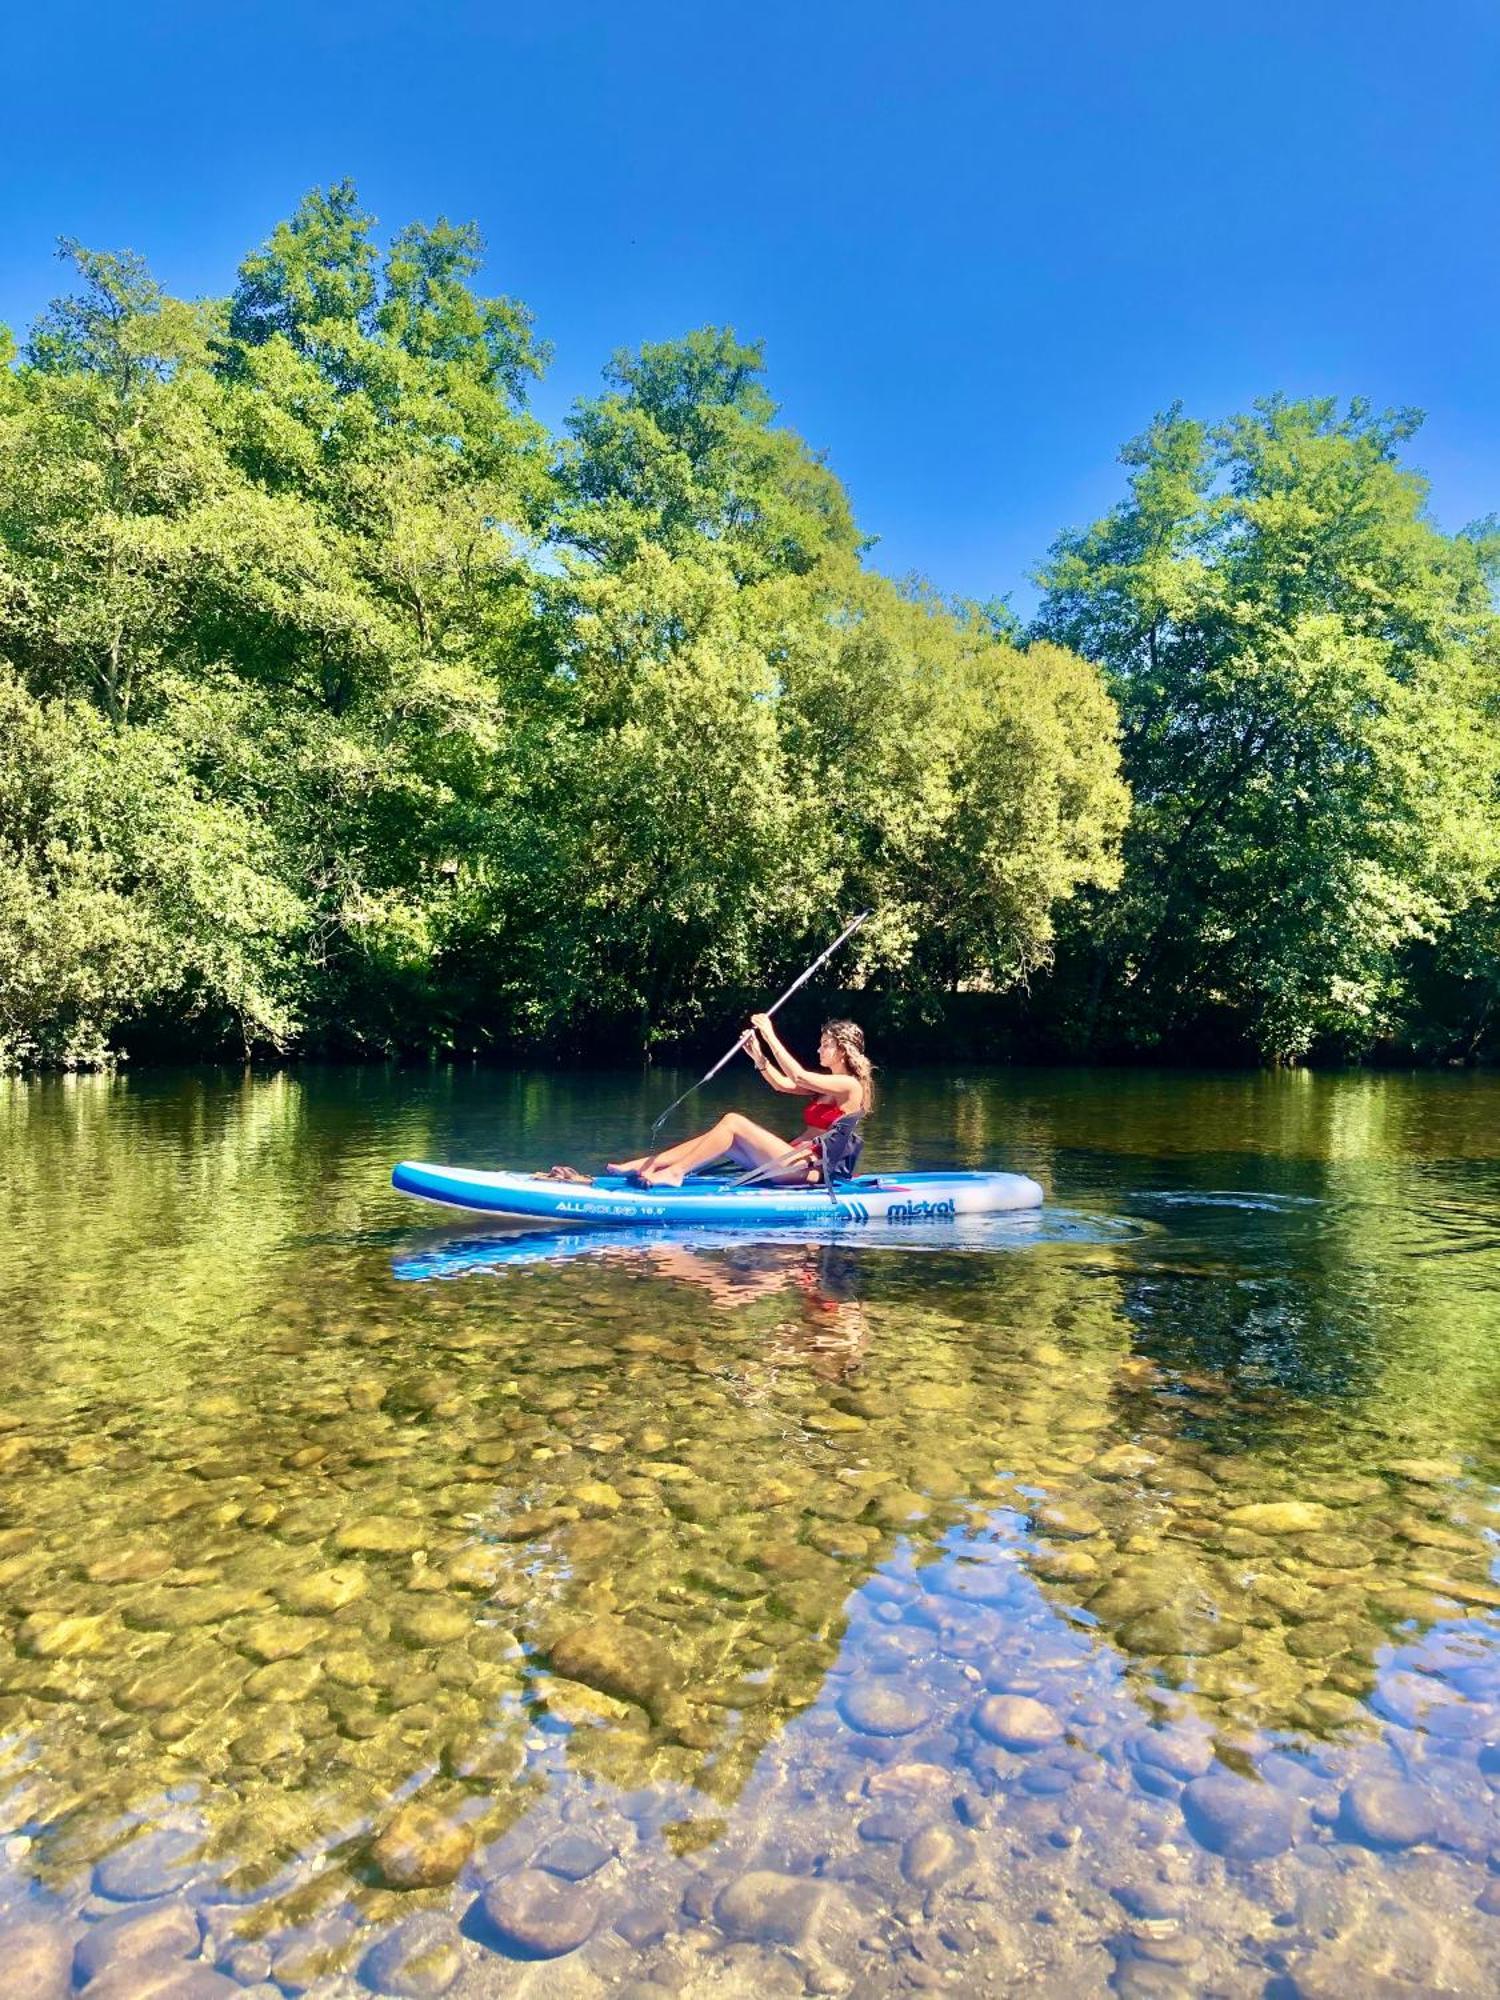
[[1036, 397, 1500, 1061], [0, 669, 302, 1066], [0, 193, 1129, 1067], [557, 326, 859, 580], [775, 566, 1127, 997]]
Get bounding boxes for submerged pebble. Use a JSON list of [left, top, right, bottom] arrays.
[[480, 1867, 597, 1957], [360, 1911, 465, 1996], [839, 1681, 932, 1738], [974, 1694, 1063, 1750], [1338, 1779, 1435, 1850], [371, 1804, 473, 1889], [1181, 1775, 1295, 1860]]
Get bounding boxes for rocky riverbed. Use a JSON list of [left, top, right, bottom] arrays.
[[0, 1067, 1496, 1995]]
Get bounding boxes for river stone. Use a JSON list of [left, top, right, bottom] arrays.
[[238, 1614, 324, 1662], [546, 1617, 680, 1727], [901, 1824, 972, 1887], [866, 1761, 954, 1798], [86, 1547, 174, 1584], [335, 1516, 427, 1555], [1089, 1572, 1176, 1622], [93, 1830, 209, 1904], [571, 1481, 623, 1515], [1299, 1688, 1365, 1730], [839, 1681, 931, 1738], [361, 1912, 464, 1996], [534, 1832, 614, 1882], [387, 1667, 445, 1712], [1120, 1609, 1242, 1657], [1129, 1728, 1214, 1781], [393, 1599, 470, 1648], [243, 1656, 321, 1702], [468, 1439, 518, 1468], [275, 1564, 368, 1614], [1386, 1457, 1462, 1485], [3, 1919, 72, 1998], [1113, 1881, 1184, 1922], [1092, 1445, 1158, 1480], [1222, 1501, 1334, 1534], [1372, 1586, 1461, 1624], [1030, 1547, 1100, 1583], [371, 1803, 473, 1889], [1410, 1570, 1500, 1609], [324, 1645, 380, 1687], [1297, 1535, 1373, 1569], [713, 1869, 856, 1949], [1285, 1931, 1480, 2000], [70, 1964, 239, 2000], [121, 1586, 269, 1631], [1393, 1513, 1471, 1554], [229, 1714, 302, 1763], [18, 1611, 115, 1658], [1032, 1503, 1104, 1539], [1338, 1779, 1435, 1850], [1284, 1621, 1355, 1661], [75, 1899, 202, 1983], [1182, 1775, 1295, 1860], [975, 1694, 1063, 1750], [114, 1647, 225, 1713], [444, 1546, 507, 1592], [480, 1869, 596, 1957], [905, 1382, 969, 1412]]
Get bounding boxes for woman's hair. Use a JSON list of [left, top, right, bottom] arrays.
[[822, 1018, 876, 1112]]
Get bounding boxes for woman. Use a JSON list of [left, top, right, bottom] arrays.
[[608, 1017, 874, 1188]]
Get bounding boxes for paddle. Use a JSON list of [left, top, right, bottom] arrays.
[[644, 910, 873, 1154]]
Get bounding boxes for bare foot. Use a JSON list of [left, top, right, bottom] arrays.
[[638, 1166, 685, 1187]]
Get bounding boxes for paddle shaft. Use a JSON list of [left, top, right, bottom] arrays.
[[647, 910, 873, 1145]]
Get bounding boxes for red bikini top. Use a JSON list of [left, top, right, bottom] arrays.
[[802, 1098, 846, 1131]]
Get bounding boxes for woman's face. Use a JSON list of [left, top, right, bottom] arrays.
[[819, 1032, 843, 1071]]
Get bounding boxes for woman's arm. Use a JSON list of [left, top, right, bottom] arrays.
[[749, 1015, 861, 1105], [741, 1030, 804, 1094]]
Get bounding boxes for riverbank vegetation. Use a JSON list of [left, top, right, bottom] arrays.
[[2, 184, 1496, 1069]]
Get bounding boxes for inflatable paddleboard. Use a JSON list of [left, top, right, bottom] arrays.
[[390, 1163, 1044, 1229]]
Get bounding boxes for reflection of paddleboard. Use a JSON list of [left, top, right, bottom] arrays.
[[390, 1163, 1044, 1227], [391, 1207, 1132, 1282]]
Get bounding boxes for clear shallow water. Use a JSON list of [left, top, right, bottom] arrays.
[[0, 1065, 1497, 1997]]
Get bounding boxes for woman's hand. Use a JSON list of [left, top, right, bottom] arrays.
[[750, 1012, 773, 1037], [741, 1028, 766, 1070]]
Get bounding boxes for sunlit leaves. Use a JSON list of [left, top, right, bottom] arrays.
[[1037, 398, 1500, 1060]]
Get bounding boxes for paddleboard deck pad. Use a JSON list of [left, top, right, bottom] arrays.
[[391, 1163, 1044, 1228]]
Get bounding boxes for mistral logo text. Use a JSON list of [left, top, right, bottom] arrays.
[[839, 1196, 959, 1224]]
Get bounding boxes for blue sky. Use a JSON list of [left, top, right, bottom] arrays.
[[4, 1, 1496, 611]]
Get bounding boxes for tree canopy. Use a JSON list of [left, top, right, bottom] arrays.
[[0, 186, 1128, 1068], [1034, 398, 1500, 1062], [4, 191, 1496, 1071]]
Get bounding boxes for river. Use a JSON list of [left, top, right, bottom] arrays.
[[0, 1066, 1497, 1996]]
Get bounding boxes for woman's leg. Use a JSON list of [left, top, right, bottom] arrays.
[[621, 1112, 803, 1186], [610, 1112, 779, 1175]]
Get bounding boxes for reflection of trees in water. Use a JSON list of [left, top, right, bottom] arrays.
[[1113, 1165, 1500, 1469]]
